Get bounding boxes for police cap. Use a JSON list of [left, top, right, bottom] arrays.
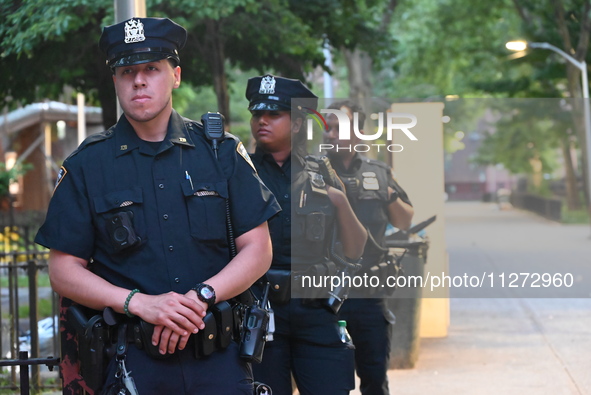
[[99, 17, 187, 69], [246, 75, 318, 112]]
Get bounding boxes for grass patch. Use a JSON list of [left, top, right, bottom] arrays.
[[0, 273, 50, 288], [561, 206, 590, 224], [18, 297, 54, 319]]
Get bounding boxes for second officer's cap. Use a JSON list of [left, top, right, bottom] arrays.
[[99, 17, 187, 68], [246, 75, 318, 112]]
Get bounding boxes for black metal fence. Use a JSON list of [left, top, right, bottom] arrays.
[[0, 352, 59, 395], [510, 193, 563, 221], [0, 223, 61, 394]]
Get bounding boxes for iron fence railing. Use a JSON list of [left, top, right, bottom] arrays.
[[0, 224, 60, 394], [0, 352, 59, 395]]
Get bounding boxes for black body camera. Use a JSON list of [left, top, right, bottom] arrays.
[[106, 211, 141, 252], [305, 212, 326, 241]]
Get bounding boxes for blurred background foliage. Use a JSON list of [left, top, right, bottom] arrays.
[[2, 0, 591, 209]]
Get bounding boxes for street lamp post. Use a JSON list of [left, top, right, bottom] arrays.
[[506, 41, 591, 230]]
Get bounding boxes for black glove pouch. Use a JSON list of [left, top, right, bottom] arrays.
[[265, 269, 292, 304], [136, 320, 170, 360], [194, 312, 217, 358]]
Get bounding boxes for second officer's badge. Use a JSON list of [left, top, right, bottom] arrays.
[[259, 75, 276, 94], [124, 19, 145, 44], [362, 171, 379, 190]]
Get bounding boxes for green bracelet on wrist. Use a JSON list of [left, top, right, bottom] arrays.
[[124, 288, 140, 318]]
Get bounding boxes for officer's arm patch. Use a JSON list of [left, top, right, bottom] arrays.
[[54, 166, 68, 192], [236, 142, 257, 172]]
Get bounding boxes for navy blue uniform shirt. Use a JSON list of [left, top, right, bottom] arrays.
[[36, 111, 280, 295], [250, 149, 336, 271], [250, 147, 293, 270], [329, 153, 411, 265]]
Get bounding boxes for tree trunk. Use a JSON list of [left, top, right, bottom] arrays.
[[95, 52, 118, 130], [205, 19, 231, 125], [561, 136, 581, 210], [553, 0, 591, 207], [342, 47, 373, 102]]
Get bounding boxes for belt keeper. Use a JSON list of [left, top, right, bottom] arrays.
[[124, 289, 140, 318]]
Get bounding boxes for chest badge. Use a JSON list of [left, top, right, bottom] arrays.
[[362, 172, 379, 191]]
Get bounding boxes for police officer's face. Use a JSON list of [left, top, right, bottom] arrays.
[[113, 59, 181, 124], [250, 110, 302, 152], [324, 107, 360, 155]]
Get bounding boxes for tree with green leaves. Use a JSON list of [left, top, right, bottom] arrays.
[[1, 0, 327, 127], [389, 0, 590, 210], [289, 0, 398, 101]]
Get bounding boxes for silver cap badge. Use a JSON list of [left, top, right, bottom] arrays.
[[259, 75, 276, 94], [124, 19, 145, 44]]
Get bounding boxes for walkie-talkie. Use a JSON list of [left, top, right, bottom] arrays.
[[202, 112, 225, 158], [239, 282, 271, 363]]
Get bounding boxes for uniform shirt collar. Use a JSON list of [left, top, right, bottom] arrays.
[[114, 110, 195, 157], [251, 146, 305, 171]]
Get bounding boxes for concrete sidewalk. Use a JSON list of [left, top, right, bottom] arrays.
[[353, 202, 591, 395]]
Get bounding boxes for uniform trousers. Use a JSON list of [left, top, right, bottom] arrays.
[[339, 298, 392, 395], [102, 340, 253, 394], [252, 298, 355, 395]]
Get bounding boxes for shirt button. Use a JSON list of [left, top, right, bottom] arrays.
[[163, 214, 169, 220], [169, 245, 174, 251], [174, 278, 180, 283], [159, 184, 164, 189], [283, 194, 289, 199]]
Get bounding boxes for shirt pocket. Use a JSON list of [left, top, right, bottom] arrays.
[[93, 187, 147, 254], [181, 179, 228, 243], [357, 190, 388, 227]]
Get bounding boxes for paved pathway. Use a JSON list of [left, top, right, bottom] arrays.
[[351, 202, 591, 394]]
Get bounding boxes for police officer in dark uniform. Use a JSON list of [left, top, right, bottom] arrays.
[[35, 17, 279, 394], [246, 76, 368, 394], [325, 100, 414, 395]]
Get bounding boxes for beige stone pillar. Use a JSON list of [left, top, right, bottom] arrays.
[[390, 102, 449, 338]]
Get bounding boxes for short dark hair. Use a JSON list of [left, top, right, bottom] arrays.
[[328, 100, 365, 131]]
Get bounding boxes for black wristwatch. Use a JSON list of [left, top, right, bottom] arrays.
[[192, 283, 216, 308]]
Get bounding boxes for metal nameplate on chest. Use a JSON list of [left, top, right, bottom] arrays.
[[362, 172, 379, 190]]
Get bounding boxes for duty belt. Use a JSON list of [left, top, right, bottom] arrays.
[[126, 300, 243, 359]]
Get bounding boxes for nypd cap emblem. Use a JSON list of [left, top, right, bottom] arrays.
[[124, 19, 145, 44], [259, 75, 276, 94]]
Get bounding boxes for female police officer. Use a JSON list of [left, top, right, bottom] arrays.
[[325, 100, 414, 395], [35, 18, 279, 394], [246, 75, 367, 394]]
